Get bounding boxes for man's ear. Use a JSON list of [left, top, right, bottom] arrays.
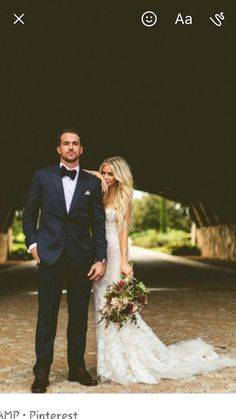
[[80, 146, 84, 155], [56, 146, 61, 156]]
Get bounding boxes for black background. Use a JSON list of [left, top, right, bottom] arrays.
[[0, 0, 235, 210]]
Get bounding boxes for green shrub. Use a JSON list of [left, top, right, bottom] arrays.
[[165, 240, 201, 255], [130, 229, 191, 249], [13, 232, 25, 243], [131, 229, 159, 248], [9, 249, 32, 261], [9, 242, 32, 260], [130, 229, 200, 255]]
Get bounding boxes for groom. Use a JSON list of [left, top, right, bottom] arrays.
[[23, 128, 107, 393]]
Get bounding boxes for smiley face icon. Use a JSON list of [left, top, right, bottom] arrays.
[[141, 11, 157, 27]]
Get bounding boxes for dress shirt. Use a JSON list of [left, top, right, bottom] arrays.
[[60, 163, 80, 213]]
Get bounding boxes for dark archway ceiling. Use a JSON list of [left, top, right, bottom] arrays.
[[1, 0, 236, 226]]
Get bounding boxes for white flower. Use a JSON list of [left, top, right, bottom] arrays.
[[110, 297, 120, 307], [121, 297, 129, 305], [132, 304, 139, 313]]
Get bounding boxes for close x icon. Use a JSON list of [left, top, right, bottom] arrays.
[[13, 13, 24, 25]]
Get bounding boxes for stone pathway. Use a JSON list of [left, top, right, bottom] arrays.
[[1, 248, 236, 393]]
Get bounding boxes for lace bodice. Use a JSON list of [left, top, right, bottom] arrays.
[[104, 207, 120, 247]]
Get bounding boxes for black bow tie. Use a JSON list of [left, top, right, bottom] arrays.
[[60, 165, 77, 180]]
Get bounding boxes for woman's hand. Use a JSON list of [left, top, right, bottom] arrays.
[[94, 172, 108, 194], [84, 170, 108, 194], [100, 178, 108, 194], [121, 262, 134, 278]]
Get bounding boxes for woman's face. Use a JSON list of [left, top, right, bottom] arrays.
[[101, 164, 117, 188]]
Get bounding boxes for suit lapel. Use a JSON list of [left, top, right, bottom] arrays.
[[51, 164, 67, 213], [69, 169, 86, 214]]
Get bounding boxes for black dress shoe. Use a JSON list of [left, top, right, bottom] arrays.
[[31, 372, 49, 393], [68, 367, 97, 386]]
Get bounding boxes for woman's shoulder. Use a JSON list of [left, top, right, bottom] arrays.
[[80, 169, 101, 185]]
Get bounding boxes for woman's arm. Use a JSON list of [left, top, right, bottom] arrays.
[[119, 204, 133, 278], [84, 169, 100, 176], [84, 170, 108, 193]]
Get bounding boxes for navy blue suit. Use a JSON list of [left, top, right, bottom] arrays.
[[23, 164, 107, 374]]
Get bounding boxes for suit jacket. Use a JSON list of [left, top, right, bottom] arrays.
[[23, 164, 107, 266]]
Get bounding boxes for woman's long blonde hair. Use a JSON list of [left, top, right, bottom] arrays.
[[99, 156, 134, 232]]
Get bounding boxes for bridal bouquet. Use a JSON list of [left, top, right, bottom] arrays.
[[98, 273, 150, 329]]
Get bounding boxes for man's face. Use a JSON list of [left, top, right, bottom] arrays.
[[57, 133, 83, 164]]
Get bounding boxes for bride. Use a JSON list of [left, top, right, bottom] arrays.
[[90, 156, 236, 385]]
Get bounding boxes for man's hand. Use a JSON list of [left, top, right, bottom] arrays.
[[31, 247, 41, 264], [87, 261, 106, 281]]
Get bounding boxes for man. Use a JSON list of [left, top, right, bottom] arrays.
[[23, 129, 107, 393]]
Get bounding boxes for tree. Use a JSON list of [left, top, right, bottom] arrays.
[[132, 194, 161, 232], [131, 194, 191, 232], [159, 197, 167, 233]]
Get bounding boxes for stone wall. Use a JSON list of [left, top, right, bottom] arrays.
[[196, 225, 236, 260], [0, 230, 12, 263]]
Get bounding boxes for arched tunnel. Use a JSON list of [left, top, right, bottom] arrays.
[[1, 1, 236, 262]]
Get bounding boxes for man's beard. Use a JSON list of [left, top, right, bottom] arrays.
[[63, 155, 79, 163]]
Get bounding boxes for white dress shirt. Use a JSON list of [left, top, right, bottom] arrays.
[[60, 163, 80, 213]]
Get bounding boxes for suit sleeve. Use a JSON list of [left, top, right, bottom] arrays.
[[22, 171, 41, 248], [90, 179, 107, 262]]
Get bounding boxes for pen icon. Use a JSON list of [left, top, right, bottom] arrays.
[[209, 12, 225, 27]]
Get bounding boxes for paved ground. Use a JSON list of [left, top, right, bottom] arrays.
[[1, 247, 236, 393]]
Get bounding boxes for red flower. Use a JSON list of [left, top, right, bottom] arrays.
[[127, 304, 133, 314], [116, 280, 125, 291], [118, 280, 125, 287]]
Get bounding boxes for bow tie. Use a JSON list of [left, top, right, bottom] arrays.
[[60, 165, 77, 180]]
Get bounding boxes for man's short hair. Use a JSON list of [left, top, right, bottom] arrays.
[[58, 128, 82, 145]]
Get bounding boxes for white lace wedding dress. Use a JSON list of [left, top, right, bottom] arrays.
[[92, 207, 236, 384]]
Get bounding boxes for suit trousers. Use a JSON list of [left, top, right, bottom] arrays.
[[33, 253, 92, 375]]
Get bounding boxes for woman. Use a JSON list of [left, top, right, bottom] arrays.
[[90, 156, 236, 384]]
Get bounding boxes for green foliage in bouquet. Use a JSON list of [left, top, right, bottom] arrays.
[[98, 271, 150, 329]]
